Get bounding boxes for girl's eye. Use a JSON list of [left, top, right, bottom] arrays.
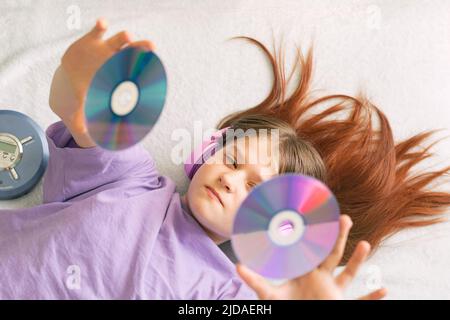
[[223, 153, 256, 188], [225, 154, 237, 169], [247, 181, 257, 189]]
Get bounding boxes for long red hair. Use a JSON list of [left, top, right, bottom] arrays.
[[218, 37, 450, 262]]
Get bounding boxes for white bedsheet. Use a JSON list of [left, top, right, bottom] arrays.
[[1, 0, 449, 299]]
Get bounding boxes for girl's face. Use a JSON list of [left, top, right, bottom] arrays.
[[183, 134, 279, 243]]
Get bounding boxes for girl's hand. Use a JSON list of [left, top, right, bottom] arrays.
[[49, 18, 155, 147], [236, 215, 388, 300]]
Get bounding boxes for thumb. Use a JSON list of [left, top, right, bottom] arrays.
[[236, 264, 273, 299]]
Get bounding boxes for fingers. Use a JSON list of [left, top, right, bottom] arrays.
[[236, 264, 272, 299], [319, 215, 353, 272], [89, 18, 108, 39], [335, 241, 371, 289], [128, 40, 156, 51], [358, 288, 388, 300], [88, 19, 155, 52], [106, 31, 133, 50]]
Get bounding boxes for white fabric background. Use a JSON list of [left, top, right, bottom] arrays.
[[0, 0, 449, 299]]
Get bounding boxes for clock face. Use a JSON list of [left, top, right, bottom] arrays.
[[0, 110, 49, 199], [0, 134, 21, 170], [0, 139, 17, 154]]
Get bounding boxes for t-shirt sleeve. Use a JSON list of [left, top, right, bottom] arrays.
[[42, 121, 159, 203]]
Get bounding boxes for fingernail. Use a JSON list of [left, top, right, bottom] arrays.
[[342, 215, 352, 226]]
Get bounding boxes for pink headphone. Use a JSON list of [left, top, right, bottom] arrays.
[[184, 127, 231, 179]]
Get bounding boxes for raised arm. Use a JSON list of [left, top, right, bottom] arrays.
[[43, 19, 159, 203]]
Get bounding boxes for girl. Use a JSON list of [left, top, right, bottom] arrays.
[[1, 18, 448, 299]]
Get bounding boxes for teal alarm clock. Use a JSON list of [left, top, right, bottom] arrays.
[[0, 110, 49, 199]]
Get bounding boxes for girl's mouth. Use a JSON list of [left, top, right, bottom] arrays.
[[205, 186, 224, 207]]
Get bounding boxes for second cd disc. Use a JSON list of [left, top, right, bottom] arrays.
[[231, 174, 340, 280]]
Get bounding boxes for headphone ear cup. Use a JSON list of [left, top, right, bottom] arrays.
[[184, 127, 230, 179]]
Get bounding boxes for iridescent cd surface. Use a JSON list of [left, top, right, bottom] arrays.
[[85, 46, 167, 150], [231, 174, 340, 279]]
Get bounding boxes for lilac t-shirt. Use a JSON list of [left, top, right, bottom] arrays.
[[0, 122, 256, 300]]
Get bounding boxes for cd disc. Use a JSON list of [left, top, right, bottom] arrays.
[[85, 46, 167, 150], [231, 174, 340, 280]]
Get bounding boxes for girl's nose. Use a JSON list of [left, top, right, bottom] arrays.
[[219, 172, 242, 193], [219, 175, 233, 193]]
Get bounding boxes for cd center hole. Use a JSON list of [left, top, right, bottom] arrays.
[[278, 220, 294, 236], [111, 81, 139, 117], [119, 92, 132, 105]]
